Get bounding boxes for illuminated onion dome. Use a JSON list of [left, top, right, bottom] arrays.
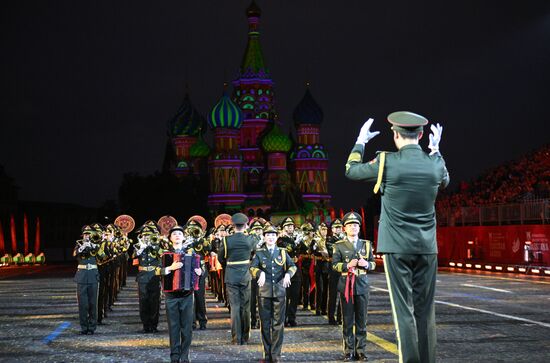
[[261, 123, 292, 153], [168, 94, 206, 137], [189, 136, 211, 158], [247, 0, 261, 18], [293, 88, 324, 126], [208, 92, 244, 129]]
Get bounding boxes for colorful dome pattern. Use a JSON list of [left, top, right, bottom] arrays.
[[168, 94, 205, 137], [261, 123, 292, 153], [209, 92, 244, 129], [293, 88, 324, 126], [189, 137, 211, 158]]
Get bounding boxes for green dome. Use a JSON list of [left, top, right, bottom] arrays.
[[261, 123, 292, 153], [189, 137, 211, 158], [209, 92, 243, 129]]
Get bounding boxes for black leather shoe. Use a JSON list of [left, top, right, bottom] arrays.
[[151, 327, 159, 333], [356, 353, 368, 361], [343, 353, 354, 361], [199, 325, 206, 330], [88, 330, 94, 335], [288, 320, 297, 327], [328, 319, 337, 325], [80, 330, 88, 335], [315, 311, 321, 316]]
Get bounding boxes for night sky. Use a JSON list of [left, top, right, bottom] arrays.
[[2, 1, 549, 210]]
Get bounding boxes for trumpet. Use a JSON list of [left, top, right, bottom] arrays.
[[90, 231, 102, 244], [185, 225, 205, 239]]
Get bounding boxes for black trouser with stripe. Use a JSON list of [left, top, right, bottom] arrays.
[[258, 296, 286, 361], [77, 282, 98, 332], [340, 292, 368, 355], [328, 269, 342, 322], [194, 269, 207, 327], [166, 291, 194, 362], [383, 253, 437, 363], [137, 272, 161, 330], [285, 270, 301, 324], [226, 280, 251, 343]]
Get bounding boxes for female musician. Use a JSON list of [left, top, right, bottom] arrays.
[[162, 226, 202, 363]]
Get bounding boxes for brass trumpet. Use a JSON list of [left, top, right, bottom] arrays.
[[90, 231, 102, 244]]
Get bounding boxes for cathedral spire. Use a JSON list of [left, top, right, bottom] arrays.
[[240, 0, 268, 78]]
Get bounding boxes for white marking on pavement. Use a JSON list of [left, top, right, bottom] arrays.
[[461, 283, 513, 293], [371, 286, 550, 329]]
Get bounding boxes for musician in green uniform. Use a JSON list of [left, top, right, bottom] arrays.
[[345, 112, 450, 363], [159, 225, 203, 363], [327, 218, 344, 325], [218, 212, 256, 345], [332, 212, 376, 361], [277, 217, 301, 327], [249, 218, 266, 329], [250, 223, 296, 363], [73, 225, 103, 335], [133, 224, 162, 333]]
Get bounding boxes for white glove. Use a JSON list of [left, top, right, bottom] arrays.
[[428, 123, 443, 155], [257, 271, 266, 287], [283, 273, 292, 288], [355, 118, 380, 145]]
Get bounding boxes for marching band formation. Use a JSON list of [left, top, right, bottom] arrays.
[[73, 211, 375, 363]]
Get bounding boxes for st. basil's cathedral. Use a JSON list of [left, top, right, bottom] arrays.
[[164, 1, 331, 218]]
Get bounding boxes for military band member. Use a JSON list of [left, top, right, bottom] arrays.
[[210, 224, 227, 303], [327, 219, 344, 325], [73, 225, 102, 335], [250, 223, 296, 363], [345, 113, 449, 363], [277, 217, 301, 327], [332, 212, 376, 361], [218, 213, 256, 345], [249, 218, 266, 329], [133, 224, 162, 333], [186, 219, 210, 330], [313, 222, 330, 316], [160, 225, 203, 363], [296, 222, 316, 311]]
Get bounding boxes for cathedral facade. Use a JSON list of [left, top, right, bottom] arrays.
[[165, 1, 331, 216]]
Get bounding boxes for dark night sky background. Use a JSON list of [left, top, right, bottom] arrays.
[[1, 1, 549, 210]]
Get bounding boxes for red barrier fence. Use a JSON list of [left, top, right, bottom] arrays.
[[436, 225, 550, 266]]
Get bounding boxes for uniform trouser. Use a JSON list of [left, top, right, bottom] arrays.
[[166, 294, 194, 362], [251, 276, 259, 325], [77, 282, 98, 332], [226, 281, 251, 343], [209, 270, 218, 298], [301, 264, 314, 309], [328, 269, 342, 322], [340, 292, 369, 355], [259, 296, 286, 360], [138, 277, 161, 329], [383, 254, 437, 363], [315, 270, 329, 313], [97, 266, 107, 321], [285, 274, 301, 323], [194, 270, 207, 326], [110, 263, 119, 304]]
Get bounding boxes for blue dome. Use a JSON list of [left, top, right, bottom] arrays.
[[209, 92, 244, 129], [168, 94, 205, 137], [293, 88, 323, 126]]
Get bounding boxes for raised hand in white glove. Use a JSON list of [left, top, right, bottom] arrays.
[[355, 118, 380, 145], [428, 123, 443, 155], [257, 271, 266, 287]]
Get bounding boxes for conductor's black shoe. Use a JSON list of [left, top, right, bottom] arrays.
[[355, 353, 368, 361], [343, 353, 354, 361]]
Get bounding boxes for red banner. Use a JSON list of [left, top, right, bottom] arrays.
[[10, 214, 17, 253], [0, 220, 4, 255], [34, 217, 41, 255], [436, 225, 550, 266], [24, 214, 29, 255]]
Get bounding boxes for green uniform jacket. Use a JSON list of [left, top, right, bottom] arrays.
[[332, 238, 376, 295], [345, 143, 450, 254], [250, 247, 297, 298], [219, 232, 256, 285]]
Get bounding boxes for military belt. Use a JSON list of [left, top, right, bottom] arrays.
[[342, 269, 367, 276], [77, 264, 97, 270], [139, 266, 157, 272], [226, 260, 249, 265], [300, 254, 311, 259]]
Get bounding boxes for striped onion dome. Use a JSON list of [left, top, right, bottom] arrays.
[[293, 88, 323, 126], [168, 94, 205, 137], [189, 137, 211, 158], [208, 92, 244, 129], [261, 123, 292, 153]]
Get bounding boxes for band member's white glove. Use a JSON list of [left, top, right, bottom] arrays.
[[194, 268, 202, 276], [257, 271, 266, 287], [356, 118, 380, 145], [283, 273, 292, 288], [428, 123, 443, 155]]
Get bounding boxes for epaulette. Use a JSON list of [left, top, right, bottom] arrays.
[[376, 150, 393, 155], [335, 239, 346, 244]]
